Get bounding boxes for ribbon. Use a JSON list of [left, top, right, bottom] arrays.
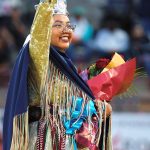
[[63, 97, 97, 135]]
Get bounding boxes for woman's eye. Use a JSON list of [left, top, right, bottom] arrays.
[[67, 25, 71, 29], [55, 24, 62, 28]]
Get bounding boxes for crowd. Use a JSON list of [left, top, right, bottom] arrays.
[[67, 0, 150, 81], [0, 0, 150, 87], [0, 6, 33, 87]]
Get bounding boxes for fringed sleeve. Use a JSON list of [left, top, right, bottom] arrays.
[[29, 1, 56, 103], [27, 0, 58, 108]]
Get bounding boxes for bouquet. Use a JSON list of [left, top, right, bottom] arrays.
[[88, 58, 111, 79], [75, 53, 136, 149], [86, 53, 136, 101]]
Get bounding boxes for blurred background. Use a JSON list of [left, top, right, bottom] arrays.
[[0, 0, 150, 149]]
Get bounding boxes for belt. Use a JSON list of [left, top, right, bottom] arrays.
[[29, 106, 42, 123]]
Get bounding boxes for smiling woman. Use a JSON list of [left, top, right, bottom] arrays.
[[51, 14, 74, 52], [3, 0, 112, 150]]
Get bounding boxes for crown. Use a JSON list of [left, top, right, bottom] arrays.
[[37, 0, 68, 15], [53, 0, 68, 15]]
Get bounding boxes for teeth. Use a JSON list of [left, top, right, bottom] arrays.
[[61, 37, 69, 41]]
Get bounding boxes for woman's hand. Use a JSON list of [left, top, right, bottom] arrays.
[[105, 102, 112, 117], [94, 100, 112, 118]]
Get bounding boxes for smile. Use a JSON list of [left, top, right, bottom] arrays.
[[60, 36, 70, 42]]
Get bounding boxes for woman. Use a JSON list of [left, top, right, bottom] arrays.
[[3, 0, 112, 150]]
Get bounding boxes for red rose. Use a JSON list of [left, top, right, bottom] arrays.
[[96, 58, 110, 69]]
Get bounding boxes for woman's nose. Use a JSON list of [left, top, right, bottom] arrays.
[[62, 26, 72, 33]]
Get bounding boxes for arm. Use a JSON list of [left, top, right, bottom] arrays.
[[29, 1, 55, 92]]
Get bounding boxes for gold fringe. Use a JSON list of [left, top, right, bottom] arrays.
[[106, 114, 113, 150], [102, 101, 107, 150], [41, 61, 97, 149], [95, 101, 103, 147], [10, 110, 29, 150]]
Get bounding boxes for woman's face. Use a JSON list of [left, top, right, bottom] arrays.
[[51, 14, 73, 52]]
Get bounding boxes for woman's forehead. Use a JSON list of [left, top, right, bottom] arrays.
[[52, 14, 70, 23]]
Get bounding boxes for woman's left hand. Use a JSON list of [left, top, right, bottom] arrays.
[[94, 100, 112, 118]]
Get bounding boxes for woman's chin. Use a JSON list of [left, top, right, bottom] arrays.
[[59, 44, 70, 51]]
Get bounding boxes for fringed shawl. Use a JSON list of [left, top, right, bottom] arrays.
[[50, 46, 94, 99], [3, 42, 96, 149]]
